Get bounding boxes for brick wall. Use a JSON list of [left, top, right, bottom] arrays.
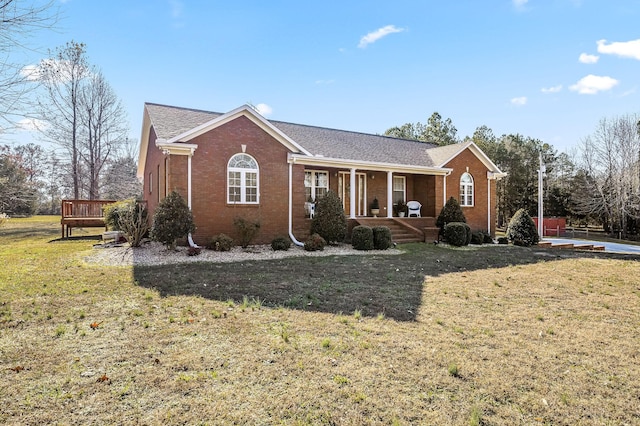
[[443, 148, 497, 235]]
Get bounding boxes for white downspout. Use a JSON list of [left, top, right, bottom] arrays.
[[387, 171, 393, 218], [487, 173, 491, 233], [288, 162, 304, 246], [443, 172, 447, 206], [187, 151, 199, 248]]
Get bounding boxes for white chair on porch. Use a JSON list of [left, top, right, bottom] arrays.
[[407, 201, 422, 217]]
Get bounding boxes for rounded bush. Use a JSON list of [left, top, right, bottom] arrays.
[[351, 225, 374, 250], [470, 231, 484, 245], [372, 226, 392, 250], [304, 233, 326, 252], [208, 233, 234, 251], [483, 232, 494, 244], [444, 222, 471, 247], [506, 208, 539, 247], [271, 236, 291, 251], [497, 236, 508, 245]]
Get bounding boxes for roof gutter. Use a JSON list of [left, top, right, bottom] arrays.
[[288, 153, 452, 176]]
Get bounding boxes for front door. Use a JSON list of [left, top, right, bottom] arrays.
[[338, 172, 367, 216]]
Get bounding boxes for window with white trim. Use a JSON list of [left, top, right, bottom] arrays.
[[460, 172, 474, 206], [304, 170, 328, 201], [228, 153, 259, 204], [392, 176, 406, 203]]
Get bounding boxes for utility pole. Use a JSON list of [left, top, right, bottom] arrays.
[[537, 153, 546, 239]]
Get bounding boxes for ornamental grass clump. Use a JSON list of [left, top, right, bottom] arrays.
[[506, 208, 539, 247], [351, 225, 374, 251], [151, 191, 195, 250], [311, 191, 347, 244], [117, 200, 149, 247], [233, 217, 261, 248]]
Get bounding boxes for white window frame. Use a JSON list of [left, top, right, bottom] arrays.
[[304, 170, 329, 202], [460, 172, 474, 207], [392, 176, 406, 203], [227, 153, 259, 204]]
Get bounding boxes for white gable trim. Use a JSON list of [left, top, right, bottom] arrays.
[[167, 105, 312, 156], [437, 141, 503, 173]]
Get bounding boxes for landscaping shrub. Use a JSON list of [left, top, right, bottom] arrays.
[[117, 200, 149, 247], [233, 217, 261, 248], [187, 247, 201, 256], [208, 233, 234, 251], [497, 236, 508, 244], [436, 197, 466, 232], [304, 233, 326, 251], [271, 236, 291, 251], [506, 208, 539, 247], [103, 200, 131, 231], [311, 191, 347, 244], [470, 231, 484, 245], [151, 191, 195, 250], [444, 222, 471, 247], [483, 232, 494, 244], [373, 226, 392, 250], [351, 225, 374, 250]]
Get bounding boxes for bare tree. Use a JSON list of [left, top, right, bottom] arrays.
[[78, 71, 128, 199], [576, 114, 640, 236], [0, 0, 57, 131], [37, 41, 90, 199]]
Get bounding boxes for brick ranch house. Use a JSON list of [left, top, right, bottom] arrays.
[[138, 103, 506, 246]]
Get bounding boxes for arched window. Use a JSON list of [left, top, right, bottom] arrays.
[[228, 153, 259, 204], [460, 172, 474, 207]]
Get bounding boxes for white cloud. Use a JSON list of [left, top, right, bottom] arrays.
[[20, 64, 41, 81], [358, 25, 405, 48], [578, 53, 599, 64], [510, 96, 527, 106], [17, 118, 47, 132], [569, 74, 619, 94], [513, 0, 528, 7], [255, 103, 273, 116], [541, 85, 562, 94], [597, 39, 640, 60]]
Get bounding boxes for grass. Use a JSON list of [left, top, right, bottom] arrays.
[[1, 217, 640, 424]]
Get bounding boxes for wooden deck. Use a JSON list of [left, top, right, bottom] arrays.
[[60, 199, 116, 238]]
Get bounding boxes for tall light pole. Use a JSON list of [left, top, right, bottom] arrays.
[[537, 153, 546, 239]]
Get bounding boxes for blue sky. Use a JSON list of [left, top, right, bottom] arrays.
[[10, 0, 640, 153]]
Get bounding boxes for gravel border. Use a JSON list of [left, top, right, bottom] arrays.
[[84, 241, 403, 267]]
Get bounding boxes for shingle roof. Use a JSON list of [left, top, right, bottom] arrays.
[[144, 103, 464, 169]]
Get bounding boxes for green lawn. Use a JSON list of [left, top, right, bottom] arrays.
[[1, 216, 639, 425]]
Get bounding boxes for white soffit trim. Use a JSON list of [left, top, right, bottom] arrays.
[[167, 105, 312, 156], [437, 141, 503, 173], [156, 139, 198, 155], [288, 153, 452, 176]]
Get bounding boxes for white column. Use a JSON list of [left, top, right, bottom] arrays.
[[387, 171, 393, 218], [349, 168, 356, 219]]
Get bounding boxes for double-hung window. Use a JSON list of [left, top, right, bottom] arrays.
[[228, 153, 259, 204], [460, 172, 474, 206], [304, 170, 328, 201], [392, 176, 406, 203]]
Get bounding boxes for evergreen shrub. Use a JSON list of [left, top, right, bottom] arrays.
[[304, 233, 326, 251], [311, 191, 347, 244], [351, 225, 374, 250], [444, 222, 471, 247], [506, 208, 539, 247], [151, 191, 195, 250], [372, 226, 392, 250]]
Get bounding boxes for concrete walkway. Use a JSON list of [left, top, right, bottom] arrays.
[[543, 238, 640, 255]]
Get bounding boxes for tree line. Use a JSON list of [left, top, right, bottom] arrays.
[[385, 112, 640, 239], [0, 2, 140, 215]]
